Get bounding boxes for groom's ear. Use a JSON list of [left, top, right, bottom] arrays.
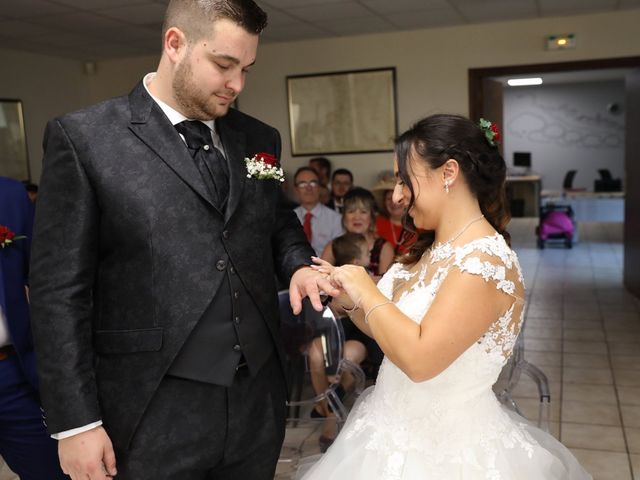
[[164, 27, 187, 64]]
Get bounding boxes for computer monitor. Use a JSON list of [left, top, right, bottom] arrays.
[[513, 152, 531, 168]]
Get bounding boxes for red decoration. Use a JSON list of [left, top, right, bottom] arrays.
[[256, 152, 278, 166], [0, 225, 26, 249]]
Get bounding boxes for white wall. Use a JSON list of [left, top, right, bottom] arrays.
[[3, 8, 640, 184], [235, 9, 640, 189], [504, 79, 626, 191], [0, 48, 92, 181]]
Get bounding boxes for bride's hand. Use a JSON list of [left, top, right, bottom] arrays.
[[312, 257, 377, 308], [311, 257, 361, 308]]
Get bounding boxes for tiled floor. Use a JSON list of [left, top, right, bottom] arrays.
[[1, 220, 638, 480], [277, 219, 640, 480]]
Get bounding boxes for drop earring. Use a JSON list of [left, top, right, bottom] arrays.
[[444, 180, 450, 194]]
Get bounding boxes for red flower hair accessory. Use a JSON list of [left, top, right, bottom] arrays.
[[478, 118, 500, 146]]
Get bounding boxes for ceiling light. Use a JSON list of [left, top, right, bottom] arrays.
[[507, 78, 543, 87]]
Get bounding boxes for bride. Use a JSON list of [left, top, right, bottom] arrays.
[[300, 114, 591, 479]]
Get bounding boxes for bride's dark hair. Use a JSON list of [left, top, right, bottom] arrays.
[[396, 114, 510, 265]]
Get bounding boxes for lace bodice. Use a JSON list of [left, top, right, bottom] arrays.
[[380, 233, 525, 367], [344, 234, 533, 479]]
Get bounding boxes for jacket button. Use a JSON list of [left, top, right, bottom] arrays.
[[222, 230, 230, 239], [233, 344, 241, 352], [230, 266, 235, 274], [234, 316, 241, 325], [216, 260, 226, 271], [234, 291, 239, 299]]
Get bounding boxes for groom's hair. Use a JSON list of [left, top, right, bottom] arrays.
[[162, 0, 268, 44]]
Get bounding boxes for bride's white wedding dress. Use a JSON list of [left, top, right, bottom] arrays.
[[299, 234, 591, 479]]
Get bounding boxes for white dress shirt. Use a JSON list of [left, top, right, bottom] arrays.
[[0, 306, 11, 347], [294, 203, 344, 256]]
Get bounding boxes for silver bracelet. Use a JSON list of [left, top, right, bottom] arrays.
[[364, 301, 394, 324]]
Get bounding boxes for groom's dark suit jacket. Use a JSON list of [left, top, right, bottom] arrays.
[[29, 82, 313, 449]]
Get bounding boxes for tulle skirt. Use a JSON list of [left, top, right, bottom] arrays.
[[296, 389, 592, 480]]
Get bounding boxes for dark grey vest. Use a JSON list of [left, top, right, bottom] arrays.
[[168, 254, 274, 386]]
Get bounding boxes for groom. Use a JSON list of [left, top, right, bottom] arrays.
[[29, 1, 335, 479]]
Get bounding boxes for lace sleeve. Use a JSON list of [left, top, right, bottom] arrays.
[[451, 237, 525, 361]]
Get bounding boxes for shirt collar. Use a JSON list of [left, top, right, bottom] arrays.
[[307, 203, 324, 215], [143, 72, 215, 133]]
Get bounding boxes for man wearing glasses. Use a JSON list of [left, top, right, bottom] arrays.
[[293, 167, 343, 256]]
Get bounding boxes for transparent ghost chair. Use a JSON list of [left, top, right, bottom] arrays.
[[496, 331, 551, 432], [277, 291, 365, 465]]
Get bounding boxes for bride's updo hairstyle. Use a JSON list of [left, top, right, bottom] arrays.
[[396, 114, 510, 265]]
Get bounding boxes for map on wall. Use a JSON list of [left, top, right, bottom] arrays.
[[287, 68, 397, 156]]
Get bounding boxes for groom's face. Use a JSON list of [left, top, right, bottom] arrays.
[[173, 18, 258, 120]]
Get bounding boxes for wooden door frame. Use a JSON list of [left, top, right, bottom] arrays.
[[468, 56, 640, 121]]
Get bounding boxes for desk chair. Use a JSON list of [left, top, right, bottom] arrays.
[[562, 170, 577, 190], [595, 169, 622, 192], [598, 169, 613, 181]]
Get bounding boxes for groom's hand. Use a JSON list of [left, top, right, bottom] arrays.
[[289, 265, 340, 314], [59, 426, 117, 479]]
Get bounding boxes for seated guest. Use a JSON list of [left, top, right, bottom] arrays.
[[293, 167, 343, 256], [280, 173, 299, 209], [309, 156, 332, 205], [372, 178, 417, 254], [309, 232, 383, 452], [326, 168, 353, 214], [321, 187, 394, 277]]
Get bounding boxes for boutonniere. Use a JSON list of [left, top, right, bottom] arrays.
[[245, 152, 285, 182], [0, 225, 26, 249]]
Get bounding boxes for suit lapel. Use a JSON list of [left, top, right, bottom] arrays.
[[127, 83, 219, 212], [217, 116, 247, 224]]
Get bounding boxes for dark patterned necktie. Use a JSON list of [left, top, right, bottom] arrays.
[[175, 120, 229, 209]]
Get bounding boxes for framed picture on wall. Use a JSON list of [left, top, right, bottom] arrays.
[[0, 99, 30, 181], [286, 67, 398, 156]]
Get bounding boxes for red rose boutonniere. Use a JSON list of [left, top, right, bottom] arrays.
[[245, 152, 284, 182], [0, 225, 26, 249]]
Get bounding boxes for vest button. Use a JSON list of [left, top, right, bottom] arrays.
[[216, 260, 226, 271], [233, 344, 241, 352], [222, 230, 230, 239]]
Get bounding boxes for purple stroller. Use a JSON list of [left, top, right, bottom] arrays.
[[536, 204, 574, 249]]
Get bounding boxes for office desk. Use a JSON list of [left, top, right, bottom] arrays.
[[506, 175, 541, 217]]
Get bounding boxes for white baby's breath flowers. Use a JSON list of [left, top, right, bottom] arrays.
[[245, 154, 285, 182]]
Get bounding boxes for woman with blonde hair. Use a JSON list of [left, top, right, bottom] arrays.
[[321, 187, 394, 278]]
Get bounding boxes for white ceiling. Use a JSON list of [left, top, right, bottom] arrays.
[[0, 0, 639, 61]]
